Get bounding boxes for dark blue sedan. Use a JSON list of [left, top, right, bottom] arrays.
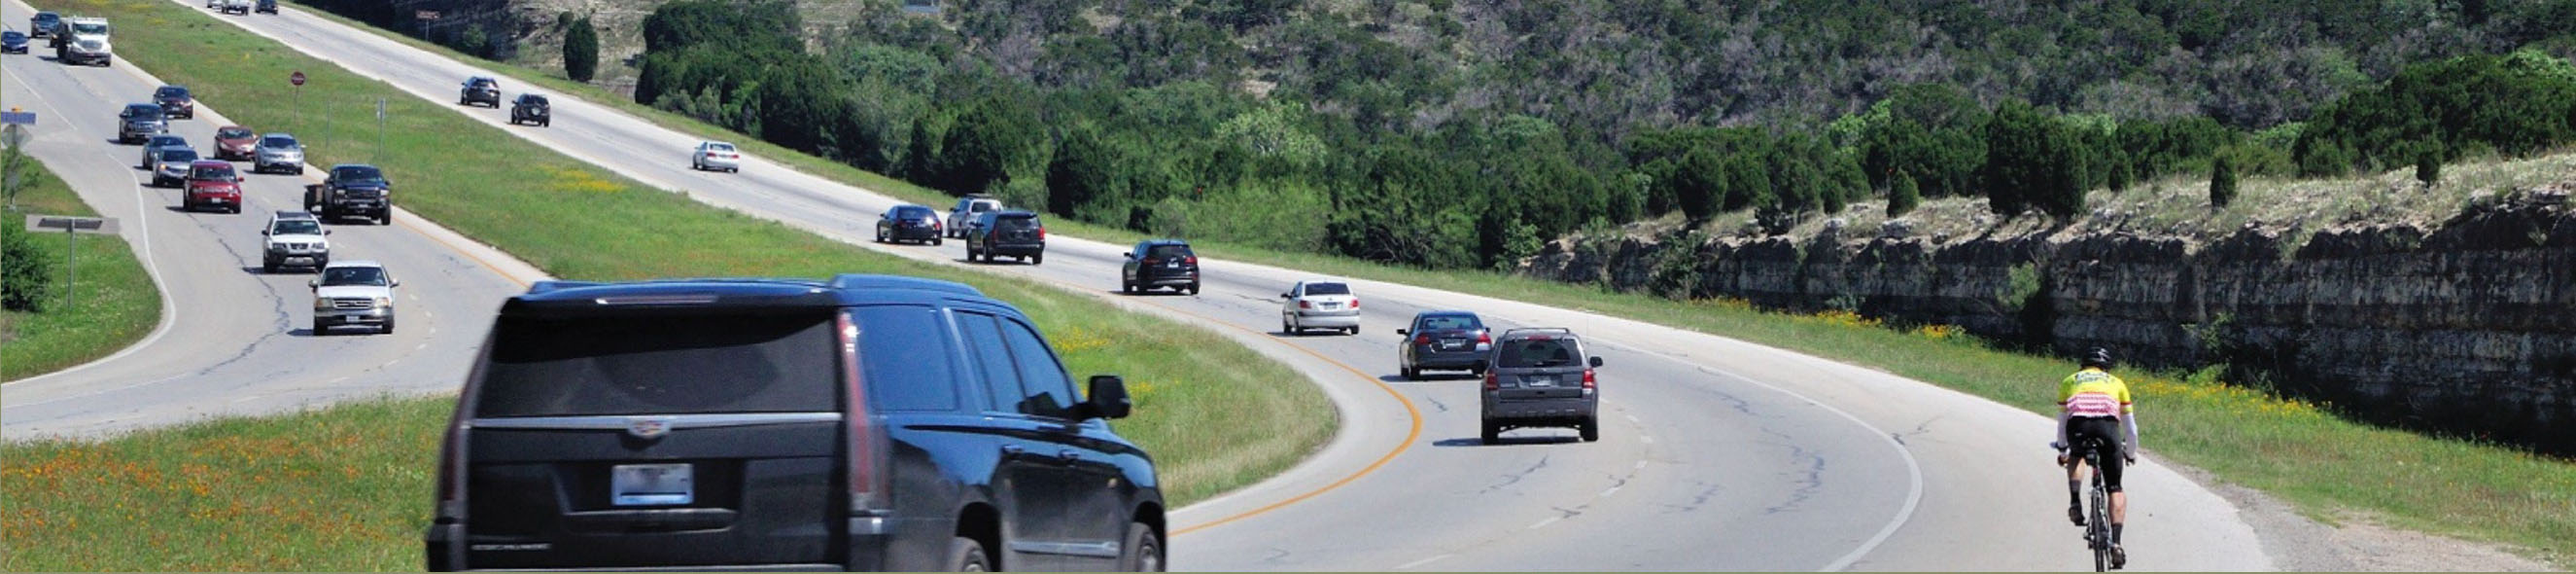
[[1, 31, 28, 54]]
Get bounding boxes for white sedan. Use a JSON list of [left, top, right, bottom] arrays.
[[691, 141, 741, 172], [1280, 279, 1362, 336]]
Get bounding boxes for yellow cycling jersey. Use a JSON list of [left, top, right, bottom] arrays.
[[2058, 368, 2134, 418]]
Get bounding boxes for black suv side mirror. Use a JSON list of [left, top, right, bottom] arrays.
[[1589, 356, 1605, 368], [1081, 375, 1131, 419], [1396, 328, 1410, 336]]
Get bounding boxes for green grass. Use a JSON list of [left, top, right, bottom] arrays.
[[1, 153, 162, 382], [244, 1, 2576, 565], [1, 0, 1330, 569]]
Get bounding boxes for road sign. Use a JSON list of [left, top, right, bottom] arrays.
[[0, 111, 33, 125], [375, 97, 386, 120], [26, 215, 118, 234], [291, 71, 306, 86], [1, 125, 27, 148]]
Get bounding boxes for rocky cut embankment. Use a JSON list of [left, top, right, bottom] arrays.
[[1518, 190, 2576, 454]]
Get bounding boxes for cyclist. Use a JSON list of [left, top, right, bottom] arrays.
[[2055, 346, 2138, 568]]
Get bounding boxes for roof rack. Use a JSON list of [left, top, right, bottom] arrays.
[[525, 280, 603, 295], [829, 273, 983, 297], [1501, 327, 1575, 337]]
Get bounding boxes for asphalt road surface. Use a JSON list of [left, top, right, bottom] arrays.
[[4, 0, 2280, 569]]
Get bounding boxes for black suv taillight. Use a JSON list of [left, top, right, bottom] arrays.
[[838, 313, 890, 513]]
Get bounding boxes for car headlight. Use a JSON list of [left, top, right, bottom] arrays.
[[373, 297, 393, 307]]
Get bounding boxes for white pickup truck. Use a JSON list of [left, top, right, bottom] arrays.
[[309, 260, 399, 335]]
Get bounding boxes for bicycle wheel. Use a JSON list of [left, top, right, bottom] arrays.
[[2089, 453, 2112, 571]]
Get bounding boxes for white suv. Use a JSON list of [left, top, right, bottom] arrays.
[[310, 260, 398, 335], [946, 195, 1001, 238], [261, 211, 330, 273]]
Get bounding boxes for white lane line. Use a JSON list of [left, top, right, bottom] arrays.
[[1599, 485, 1621, 498], [1396, 554, 1452, 570], [415, 342, 429, 351], [330, 376, 349, 384], [1635, 460, 1648, 469], [230, 394, 264, 404], [1527, 517, 1560, 530], [1640, 435, 1655, 444], [384, 359, 400, 368], [1624, 413, 1641, 423]]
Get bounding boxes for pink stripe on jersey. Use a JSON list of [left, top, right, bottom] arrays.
[[2066, 393, 2123, 417]]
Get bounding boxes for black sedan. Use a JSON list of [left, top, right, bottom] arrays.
[[1, 31, 26, 54], [874, 204, 943, 245]]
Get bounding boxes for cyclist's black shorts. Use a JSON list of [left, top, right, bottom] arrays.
[[2069, 415, 2125, 493]]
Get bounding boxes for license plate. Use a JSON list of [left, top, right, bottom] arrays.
[[1320, 303, 1339, 309], [1439, 339, 1465, 350], [339, 315, 364, 323], [611, 463, 694, 506], [1525, 377, 1553, 387], [1166, 261, 1181, 269]]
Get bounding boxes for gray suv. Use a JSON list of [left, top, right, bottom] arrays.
[[1480, 328, 1603, 444], [425, 274, 1165, 571], [118, 103, 165, 144]]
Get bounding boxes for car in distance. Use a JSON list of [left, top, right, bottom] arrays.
[[874, 204, 943, 245], [458, 76, 502, 107], [118, 102, 166, 144], [154, 85, 194, 120], [422, 274, 1165, 571], [966, 210, 1046, 265], [1121, 239, 1200, 295], [29, 12, 60, 39], [306, 163, 394, 225], [211, 125, 258, 161], [261, 211, 330, 273], [1480, 327, 1603, 443], [690, 140, 741, 172], [1398, 310, 1492, 379], [253, 132, 304, 174], [219, 0, 251, 15], [52, 17, 110, 66], [310, 261, 397, 335], [148, 147, 200, 188], [506, 93, 549, 126], [945, 195, 1001, 238], [182, 161, 243, 213], [255, 0, 277, 14], [1279, 279, 1360, 336], [1, 31, 26, 54], [140, 134, 190, 166]]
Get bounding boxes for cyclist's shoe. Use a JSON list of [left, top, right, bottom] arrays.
[[2109, 544, 2128, 569], [2068, 504, 2086, 526]]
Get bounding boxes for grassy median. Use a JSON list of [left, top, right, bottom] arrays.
[[2, 153, 161, 382], [0, 0, 1332, 570]]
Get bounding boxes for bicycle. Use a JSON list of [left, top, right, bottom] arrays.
[[2064, 436, 2117, 571]]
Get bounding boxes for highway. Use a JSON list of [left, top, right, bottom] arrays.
[[6, 0, 2279, 569]]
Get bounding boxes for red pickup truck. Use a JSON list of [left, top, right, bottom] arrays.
[[183, 161, 243, 214]]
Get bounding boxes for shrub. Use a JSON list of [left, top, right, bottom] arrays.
[[1, 221, 51, 312], [1888, 171, 1921, 217], [2209, 154, 2238, 208]]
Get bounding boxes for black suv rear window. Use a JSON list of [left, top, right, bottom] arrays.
[[992, 215, 1040, 231], [1498, 338, 1582, 368], [474, 313, 838, 417], [1146, 244, 1194, 259]]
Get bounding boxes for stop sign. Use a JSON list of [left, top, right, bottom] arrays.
[[291, 71, 306, 86]]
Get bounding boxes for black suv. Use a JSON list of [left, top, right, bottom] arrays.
[[305, 163, 393, 225], [155, 86, 195, 120], [1480, 328, 1604, 444], [425, 275, 1166, 571], [459, 76, 502, 107], [1120, 239, 1200, 295], [508, 93, 549, 126], [966, 210, 1046, 265], [1397, 310, 1490, 379]]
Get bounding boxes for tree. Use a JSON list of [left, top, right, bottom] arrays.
[[2208, 154, 2238, 208], [1980, 100, 2087, 218], [563, 15, 600, 83], [935, 98, 1044, 196], [1887, 171, 1921, 217]]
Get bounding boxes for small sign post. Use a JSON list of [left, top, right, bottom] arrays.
[[291, 71, 306, 132], [24, 215, 119, 306], [2, 108, 31, 209]]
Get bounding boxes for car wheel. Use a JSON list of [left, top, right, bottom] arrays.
[[932, 237, 942, 246], [1030, 253, 1043, 266], [1122, 281, 1134, 294], [377, 213, 392, 226], [262, 261, 277, 273], [1121, 522, 1164, 572], [382, 317, 396, 335], [1401, 366, 1417, 380], [1580, 419, 1600, 442], [1281, 316, 1293, 335], [948, 537, 992, 572], [875, 231, 887, 243], [310, 320, 327, 336], [1188, 283, 1201, 295], [1480, 421, 1501, 445], [541, 120, 550, 127]]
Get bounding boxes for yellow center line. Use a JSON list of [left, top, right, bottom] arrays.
[[1125, 297, 1424, 537]]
